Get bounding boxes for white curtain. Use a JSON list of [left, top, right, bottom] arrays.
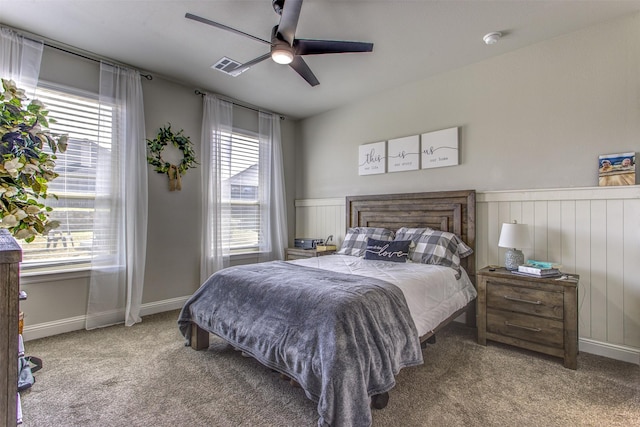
[[0, 26, 43, 97], [258, 112, 288, 262], [86, 62, 148, 329], [200, 95, 233, 283]]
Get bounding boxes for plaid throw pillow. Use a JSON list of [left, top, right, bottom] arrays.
[[337, 227, 395, 257], [394, 227, 433, 242], [411, 229, 473, 278]]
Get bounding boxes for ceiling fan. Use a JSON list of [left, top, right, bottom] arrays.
[[185, 0, 374, 87]]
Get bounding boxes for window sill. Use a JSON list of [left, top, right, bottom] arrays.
[[20, 264, 92, 284], [230, 252, 261, 261], [19, 252, 266, 285]]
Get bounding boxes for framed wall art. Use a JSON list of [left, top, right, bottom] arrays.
[[598, 152, 636, 186], [358, 141, 386, 175], [387, 135, 419, 172], [421, 127, 459, 169]]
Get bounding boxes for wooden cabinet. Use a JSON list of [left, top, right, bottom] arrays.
[[0, 230, 22, 426], [285, 247, 335, 261], [477, 267, 578, 369]]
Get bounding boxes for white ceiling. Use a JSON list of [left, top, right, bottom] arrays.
[[2, 1, 640, 119]]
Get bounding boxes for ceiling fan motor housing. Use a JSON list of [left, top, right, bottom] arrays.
[[270, 25, 294, 64], [272, 0, 285, 15]]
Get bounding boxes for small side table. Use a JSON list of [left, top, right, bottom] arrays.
[[476, 266, 579, 369], [285, 247, 335, 261]]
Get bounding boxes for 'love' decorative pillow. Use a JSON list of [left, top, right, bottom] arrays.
[[364, 238, 411, 263]]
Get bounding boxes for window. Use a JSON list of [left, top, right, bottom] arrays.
[[17, 82, 113, 271], [221, 130, 261, 253]]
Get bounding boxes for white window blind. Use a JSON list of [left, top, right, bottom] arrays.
[[221, 130, 261, 253], [17, 83, 113, 270]]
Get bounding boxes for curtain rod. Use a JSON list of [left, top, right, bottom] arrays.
[[46, 44, 152, 80], [4, 24, 286, 119], [2, 24, 152, 80], [195, 89, 285, 120]]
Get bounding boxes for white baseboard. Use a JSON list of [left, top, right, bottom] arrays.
[[579, 338, 640, 366], [22, 296, 190, 342], [139, 296, 190, 317], [22, 315, 87, 342]]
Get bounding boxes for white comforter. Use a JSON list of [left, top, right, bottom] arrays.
[[289, 254, 477, 337]]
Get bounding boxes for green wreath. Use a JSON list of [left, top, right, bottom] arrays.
[[146, 124, 198, 191]]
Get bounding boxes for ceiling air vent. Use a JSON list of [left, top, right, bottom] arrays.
[[211, 57, 247, 77]]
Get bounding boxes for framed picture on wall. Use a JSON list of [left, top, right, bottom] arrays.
[[358, 141, 386, 175], [598, 152, 636, 186], [388, 135, 419, 172], [421, 127, 459, 169]]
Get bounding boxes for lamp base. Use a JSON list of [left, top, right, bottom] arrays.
[[504, 249, 524, 271]]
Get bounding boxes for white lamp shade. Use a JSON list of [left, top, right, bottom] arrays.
[[498, 223, 531, 249]]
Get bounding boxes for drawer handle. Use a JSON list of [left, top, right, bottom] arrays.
[[504, 295, 542, 305], [505, 321, 542, 332]]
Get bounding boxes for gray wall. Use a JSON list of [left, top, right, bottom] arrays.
[[21, 46, 299, 327], [296, 13, 640, 200]]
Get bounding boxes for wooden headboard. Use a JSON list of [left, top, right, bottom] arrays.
[[345, 190, 476, 283]]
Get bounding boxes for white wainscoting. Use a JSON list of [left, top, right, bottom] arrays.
[[295, 186, 640, 365], [295, 198, 346, 245]]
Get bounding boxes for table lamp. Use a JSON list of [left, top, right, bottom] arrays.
[[498, 221, 531, 270]]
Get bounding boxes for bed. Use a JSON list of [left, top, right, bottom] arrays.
[[178, 190, 477, 427]]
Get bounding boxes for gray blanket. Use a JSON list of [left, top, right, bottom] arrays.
[[178, 261, 423, 427]]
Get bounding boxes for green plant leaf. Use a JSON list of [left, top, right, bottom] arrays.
[[0, 78, 68, 241]]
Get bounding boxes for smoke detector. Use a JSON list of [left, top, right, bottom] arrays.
[[483, 32, 502, 45]]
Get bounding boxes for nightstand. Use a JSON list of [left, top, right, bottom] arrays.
[[476, 267, 578, 369], [285, 247, 335, 261]]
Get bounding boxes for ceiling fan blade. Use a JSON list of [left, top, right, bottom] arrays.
[[294, 39, 374, 56], [185, 12, 271, 45], [277, 0, 303, 45], [229, 52, 272, 75], [289, 56, 319, 87]]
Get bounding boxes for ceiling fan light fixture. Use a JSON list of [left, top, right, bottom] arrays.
[[271, 46, 294, 64]]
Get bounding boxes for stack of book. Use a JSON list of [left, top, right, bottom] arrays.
[[525, 260, 562, 269], [515, 264, 561, 278]]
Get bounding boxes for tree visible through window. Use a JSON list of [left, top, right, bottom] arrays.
[[17, 82, 113, 270]]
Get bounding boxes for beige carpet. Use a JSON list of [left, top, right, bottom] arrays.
[[19, 310, 640, 426]]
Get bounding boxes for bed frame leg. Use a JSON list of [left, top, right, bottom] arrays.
[[191, 323, 210, 350], [420, 334, 436, 349], [466, 302, 477, 328], [371, 392, 389, 409]]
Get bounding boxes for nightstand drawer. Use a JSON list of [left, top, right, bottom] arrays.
[[487, 282, 563, 320], [487, 309, 564, 348]]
